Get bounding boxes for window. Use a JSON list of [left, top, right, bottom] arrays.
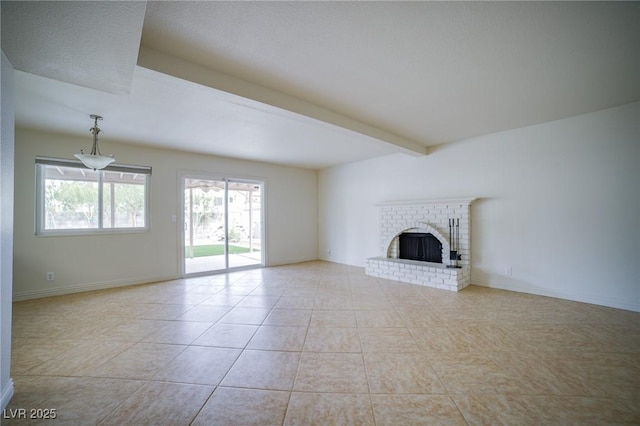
[[35, 157, 151, 234]]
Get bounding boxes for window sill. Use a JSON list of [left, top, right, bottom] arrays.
[[35, 228, 149, 237]]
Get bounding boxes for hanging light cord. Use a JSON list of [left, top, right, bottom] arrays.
[[85, 114, 103, 156]]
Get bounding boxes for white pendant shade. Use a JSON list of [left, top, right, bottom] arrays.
[[74, 153, 115, 170], [75, 114, 115, 170]]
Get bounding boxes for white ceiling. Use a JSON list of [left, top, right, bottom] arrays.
[[3, 1, 640, 169], [13, 67, 402, 168], [1, 1, 145, 94]]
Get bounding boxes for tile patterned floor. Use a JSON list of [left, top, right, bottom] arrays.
[[6, 261, 640, 425]]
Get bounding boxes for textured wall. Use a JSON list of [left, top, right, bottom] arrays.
[[319, 102, 640, 311], [13, 128, 318, 300]]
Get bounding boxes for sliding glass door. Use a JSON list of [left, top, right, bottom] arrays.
[[183, 176, 264, 275], [226, 180, 263, 269]]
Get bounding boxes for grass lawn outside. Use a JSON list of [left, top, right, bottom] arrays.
[[185, 244, 258, 257]]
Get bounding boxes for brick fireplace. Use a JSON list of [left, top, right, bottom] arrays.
[[365, 198, 475, 291]]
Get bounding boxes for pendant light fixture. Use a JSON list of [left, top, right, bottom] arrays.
[[74, 114, 115, 170]]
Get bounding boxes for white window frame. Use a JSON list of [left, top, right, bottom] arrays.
[[35, 157, 152, 236]]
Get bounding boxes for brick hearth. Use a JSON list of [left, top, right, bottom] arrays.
[[365, 198, 475, 291]]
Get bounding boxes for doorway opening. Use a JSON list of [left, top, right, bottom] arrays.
[[182, 176, 264, 275]]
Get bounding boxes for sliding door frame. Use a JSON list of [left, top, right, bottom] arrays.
[[178, 171, 266, 277]]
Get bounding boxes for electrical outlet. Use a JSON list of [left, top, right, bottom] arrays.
[[506, 267, 512, 276], [46, 272, 55, 281]]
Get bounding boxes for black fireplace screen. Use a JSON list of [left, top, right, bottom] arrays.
[[398, 233, 442, 263]]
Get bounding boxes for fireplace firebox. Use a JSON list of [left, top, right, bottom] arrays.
[[398, 232, 442, 263]]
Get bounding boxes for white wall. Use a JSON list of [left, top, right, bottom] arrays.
[[13, 128, 318, 300], [319, 102, 640, 312], [1, 51, 16, 409]]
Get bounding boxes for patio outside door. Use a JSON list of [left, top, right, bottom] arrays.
[[183, 176, 264, 275]]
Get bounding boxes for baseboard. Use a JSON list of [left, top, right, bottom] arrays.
[[12, 275, 178, 302], [473, 279, 640, 313], [1, 378, 14, 410], [319, 256, 366, 268], [267, 256, 319, 267]]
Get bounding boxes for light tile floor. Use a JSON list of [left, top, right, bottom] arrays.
[[6, 261, 640, 425], [185, 252, 262, 275]]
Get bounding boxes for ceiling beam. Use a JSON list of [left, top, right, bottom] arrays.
[[138, 47, 427, 157]]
